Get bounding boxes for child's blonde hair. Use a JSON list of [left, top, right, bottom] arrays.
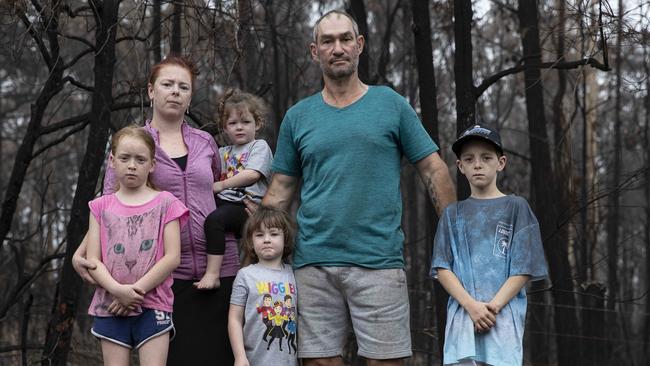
[[215, 88, 269, 131], [110, 125, 157, 191], [241, 206, 295, 262]]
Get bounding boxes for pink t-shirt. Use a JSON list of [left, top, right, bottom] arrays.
[[88, 191, 189, 317], [103, 121, 240, 280]]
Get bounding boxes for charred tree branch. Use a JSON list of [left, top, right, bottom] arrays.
[[0, 253, 65, 321], [476, 56, 611, 98], [39, 113, 92, 135], [33, 121, 90, 158], [63, 76, 94, 92]]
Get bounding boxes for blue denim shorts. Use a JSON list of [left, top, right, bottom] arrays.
[[91, 308, 174, 349]]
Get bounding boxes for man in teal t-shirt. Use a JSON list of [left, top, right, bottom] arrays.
[[259, 9, 456, 366]]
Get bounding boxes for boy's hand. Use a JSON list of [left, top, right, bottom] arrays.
[[112, 284, 145, 308], [486, 300, 503, 315], [465, 300, 496, 332]]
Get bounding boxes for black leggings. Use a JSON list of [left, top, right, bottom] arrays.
[[204, 198, 248, 255], [167, 277, 235, 365]]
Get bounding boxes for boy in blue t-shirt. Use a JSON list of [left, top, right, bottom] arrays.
[[431, 124, 548, 366]]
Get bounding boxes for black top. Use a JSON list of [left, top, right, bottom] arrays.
[[172, 154, 188, 171]]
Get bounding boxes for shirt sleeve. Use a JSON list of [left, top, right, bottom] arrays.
[[244, 140, 273, 180], [209, 135, 221, 182], [230, 270, 249, 306], [430, 206, 454, 278], [508, 200, 549, 281], [271, 112, 301, 177], [396, 94, 439, 164], [88, 197, 103, 225], [163, 193, 190, 229]]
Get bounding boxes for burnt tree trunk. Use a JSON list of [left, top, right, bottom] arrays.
[[347, 0, 369, 84], [641, 21, 650, 365], [581, 282, 607, 365], [236, 0, 258, 92], [410, 0, 445, 360], [171, 0, 183, 54], [453, 0, 474, 200], [375, 1, 401, 85], [518, 1, 579, 365], [152, 0, 162, 63], [41, 1, 119, 364], [0, 3, 66, 247], [605, 0, 623, 313], [266, 2, 283, 139]]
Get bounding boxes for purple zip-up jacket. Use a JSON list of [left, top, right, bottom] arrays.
[[103, 121, 240, 280]]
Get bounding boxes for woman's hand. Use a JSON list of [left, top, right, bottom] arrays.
[[72, 241, 97, 285]]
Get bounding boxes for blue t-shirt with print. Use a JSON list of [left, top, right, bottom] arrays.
[[430, 195, 549, 366], [273, 86, 438, 269]]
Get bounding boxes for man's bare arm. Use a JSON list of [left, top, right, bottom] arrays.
[[415, 152, 456, 215], [260, 173, 300, 211]]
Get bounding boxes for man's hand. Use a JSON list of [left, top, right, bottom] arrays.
[[243, 198, 259, 216]]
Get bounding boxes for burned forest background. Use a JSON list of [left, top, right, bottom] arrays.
[[0, 0, 649, 365]]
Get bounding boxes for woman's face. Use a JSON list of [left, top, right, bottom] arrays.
[[148, 64, 193, 120]]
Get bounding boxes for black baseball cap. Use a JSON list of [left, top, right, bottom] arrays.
[[452, 124, 503, 157]]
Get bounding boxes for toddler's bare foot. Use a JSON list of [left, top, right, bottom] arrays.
[[194, 273, 221, 290]]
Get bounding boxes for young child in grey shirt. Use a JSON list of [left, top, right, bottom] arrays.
[[228, 206, 298, 366]]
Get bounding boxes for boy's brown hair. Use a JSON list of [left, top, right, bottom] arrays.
[[241, 205, 295, 263]]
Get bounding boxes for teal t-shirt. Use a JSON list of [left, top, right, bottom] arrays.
[[273, 86, 438, 269]]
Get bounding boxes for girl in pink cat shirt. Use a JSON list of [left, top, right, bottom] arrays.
[[86, 126, 188, 366]]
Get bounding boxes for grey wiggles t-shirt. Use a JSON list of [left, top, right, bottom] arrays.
[[230, 263, 298, 366]]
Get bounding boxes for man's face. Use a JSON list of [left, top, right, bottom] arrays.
[[310, 14, 364, 80]]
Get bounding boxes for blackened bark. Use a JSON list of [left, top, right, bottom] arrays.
[[236, 0, 258, 91], [581, 282, 607, 365], [266, 3, 283, 138], [347, 0, 369, 83], [41, 1, 119, 364], [152, 0, 162, 63], [410, 0, 437, 139], [453, 0, 474, 200], [518, 1, 579, 365], [376, 1, 401, 85], [171, 0, 183, 54], [606, 0, 622, 312], [0, 2, 66, 251], [410, 0, 445, 358], [644, 16, 650, 364]]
